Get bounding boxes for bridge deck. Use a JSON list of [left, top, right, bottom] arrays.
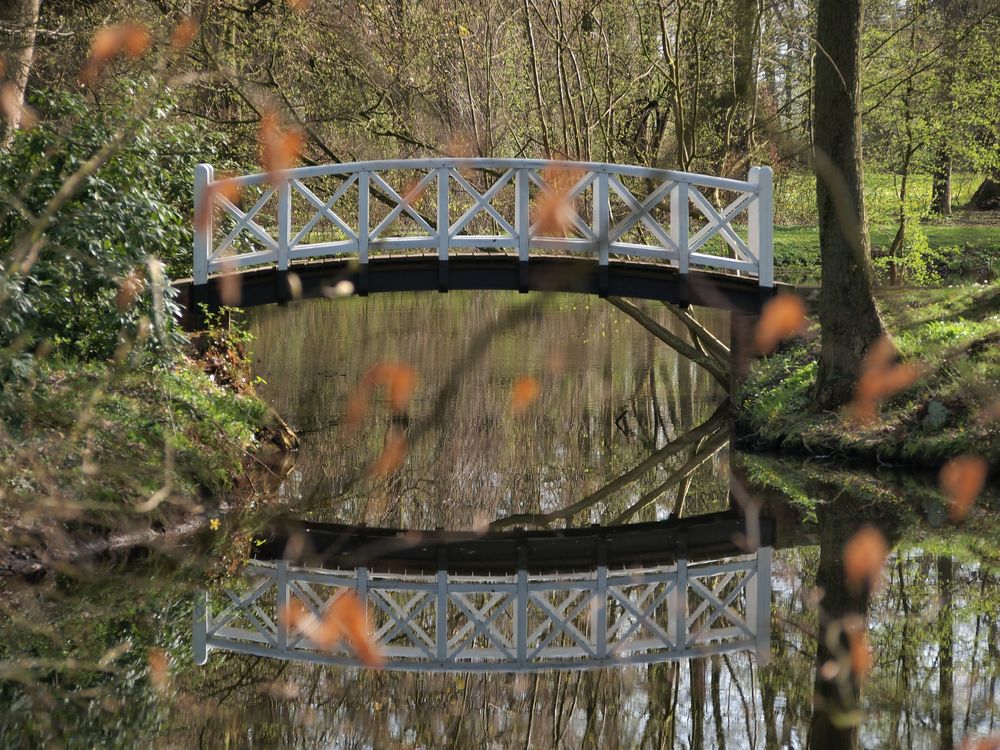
[[258, 511, 776, 575], [175, 253, 781, 328]]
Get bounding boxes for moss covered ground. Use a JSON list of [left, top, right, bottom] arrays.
[[737, 282, 1000, 467], [0, 354, 279, 573]]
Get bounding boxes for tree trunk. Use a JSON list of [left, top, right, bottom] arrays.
[[930, 0, 957, 215], [807, 506, 871, 750], [810, 0, 886, 410], [938, 556, 954, 750], [931, 151, 952, 216], [0, 0, 41, 148]]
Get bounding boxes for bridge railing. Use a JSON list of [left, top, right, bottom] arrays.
[[193, 548, 772, 672], [193, 158, 773, 288]]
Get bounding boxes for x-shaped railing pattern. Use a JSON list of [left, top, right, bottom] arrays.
[[194, 547, 772, 672], [192, 159, 773, 287]]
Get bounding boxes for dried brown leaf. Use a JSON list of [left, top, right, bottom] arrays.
[[511, 375, 541, 415], [366, 428, 409, 478], [843, 525, 888, 593], [941, 455, 989, 523], [754, 293, 807, 354]]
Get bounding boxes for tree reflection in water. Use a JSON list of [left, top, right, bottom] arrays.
[[1, 292, 997, 748]]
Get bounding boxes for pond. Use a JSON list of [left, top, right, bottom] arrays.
[[1, 291, 997, 748]]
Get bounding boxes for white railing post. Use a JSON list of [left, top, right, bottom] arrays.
[[193, 163, 214, 285], [276, 176, 291, 272], [595, 564, 608, 659], [748, 166, 774, 287], [436, 568, 448, 663], [437, 167, 450, 262], [671, 181, 689, 275], [358, 172, 370, 265], [192, 590, 209, 665], [515, 168, 531, 263], [593, 171, 610, 267], [672, 557, 688, 650], [516, 567, 528, 665], [276, 561, 289, 651], [754, 546, 772, 665]]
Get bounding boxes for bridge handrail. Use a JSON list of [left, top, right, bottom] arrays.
[[193, 157, 773, 288], [194, 547, 772, 672]]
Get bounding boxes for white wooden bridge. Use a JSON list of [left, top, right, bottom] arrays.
[[194, 551, 771, 672], [194, 517, 773, 672], [181, 158, 776, 316]]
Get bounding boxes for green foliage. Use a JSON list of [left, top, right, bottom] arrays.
[[872, 219, 942, 287], [1, 358, 269, 519], [737, 282, 1000, 466], [0, 87, 230, 365]]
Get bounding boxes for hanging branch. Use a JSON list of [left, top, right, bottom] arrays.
[[490, 401, 729, 530], [607, 297, 730, 388], [660, 302, 731, 365]]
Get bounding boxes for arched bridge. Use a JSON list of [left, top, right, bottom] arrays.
[[194, 513, 774, 672], [178, 158, 779, 320]]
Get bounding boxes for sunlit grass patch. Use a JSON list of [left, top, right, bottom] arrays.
[[738, 282, 1000, 466], [0, 359, 270, 533]]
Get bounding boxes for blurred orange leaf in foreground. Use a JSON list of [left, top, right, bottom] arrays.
[[843, 525, 888, 593], [147, 647, 171, 693], [116, 268, 145, 311], [365, 427, 409, 478], [511, 375, 542, 415], [842, 614, 872, 679], [960, 736, 1000, 750], [82, 23, 151, 84], [281, 593, 383, 667], [754, 293, 806, 354], [531, 165, 583, 237], [171, 17, 199, 49], [194, 179, 241, 232], [343, 362, 418, 433], [0, 82, 37, 129], [259, 112, 305, 174], [369, 362, 417, 413], [851, 336, 920, 423], [940, 455, 989, 523]]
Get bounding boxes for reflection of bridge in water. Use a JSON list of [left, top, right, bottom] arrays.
[[177, 158, 782, 321], [194, 513, 773, 672]]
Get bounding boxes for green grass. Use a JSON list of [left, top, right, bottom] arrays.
[[0, 357, 271, 534], [772, 171, 1000, 285], [773, 222, 1000, 285], [737, 282, 1000, 467]]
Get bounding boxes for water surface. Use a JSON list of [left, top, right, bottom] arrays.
[[1, 291, 997, 749]]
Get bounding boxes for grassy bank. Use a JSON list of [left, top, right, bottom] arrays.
[[0, 352, 284, 574], [774, 217, 1000, 285], [737, 282, 1000, 467]]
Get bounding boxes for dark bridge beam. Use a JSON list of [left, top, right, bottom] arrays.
[[258, 510, 776, 575], [174, 254, 783, 330]]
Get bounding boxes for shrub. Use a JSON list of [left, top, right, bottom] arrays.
[[0, 86, 231, 367]]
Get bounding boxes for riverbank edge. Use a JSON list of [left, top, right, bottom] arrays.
[[733, 283, 1000, 470], [0, 350, 298, 579]]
